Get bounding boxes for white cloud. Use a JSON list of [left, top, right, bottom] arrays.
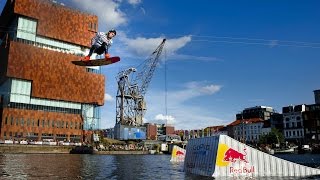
[[128, 0, 142, 5], [116, 34, 219, 62], [155, 114, 175, 121], [171, 81, 222, 103], [118, 33, 192, 57], [200, 84, 222, 94], [170, 53, 220, 62], [144, 114, 176, 127], [71, 0, 127, 28], [104, 93, 114, 102], [143, 81, 225, 129]]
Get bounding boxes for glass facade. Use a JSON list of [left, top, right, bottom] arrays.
[[82, 104, 101, 130], [4, 78, 102, 129]]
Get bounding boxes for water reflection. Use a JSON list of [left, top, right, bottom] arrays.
[[0, 154, 319, 179], [0, 154, 83, 179]]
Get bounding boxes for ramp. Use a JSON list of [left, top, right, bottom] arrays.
[[170, 145, 186, 162], [184, 135, 320, 177]]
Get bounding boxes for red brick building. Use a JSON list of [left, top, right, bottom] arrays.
[[145, 123, 157, 140], [0, 0, 104, 142], [164, 125, 174, 135]]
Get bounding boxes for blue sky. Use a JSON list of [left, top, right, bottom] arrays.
[[1, 0, 320, 130]]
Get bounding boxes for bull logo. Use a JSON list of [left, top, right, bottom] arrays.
[[216, 144, 249, 167], [176, 150, 184, 156], [223, 148, 248, 163]]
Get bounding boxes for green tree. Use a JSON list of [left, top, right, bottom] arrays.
[[259, 128, 284, 145]]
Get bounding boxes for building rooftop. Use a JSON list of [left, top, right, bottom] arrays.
[[228, 118, 264, 126]]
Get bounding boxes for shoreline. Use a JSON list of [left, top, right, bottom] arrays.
[[0, 144, 72, 154], [0, 144, 151, 155]]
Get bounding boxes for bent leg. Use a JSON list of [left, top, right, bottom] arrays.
[[88, 45, 100, 56], [95, 45, 106, 55]]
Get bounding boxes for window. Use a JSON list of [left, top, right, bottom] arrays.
[[17, 17, 37, 41], [297, 122, 301, 128], [5, 117, 8, 125], [52, 120, 55, 128], [94, 23, 97, 31], [10, 79, 31, 103], [21, 118, 24, 126], [89, 22, 92, 29]]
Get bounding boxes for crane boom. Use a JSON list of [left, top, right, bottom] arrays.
[[134, 39, 166, 96]]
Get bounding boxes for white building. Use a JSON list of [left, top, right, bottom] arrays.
[[232, 118, 266, 143], [282, 104, 305, 141]]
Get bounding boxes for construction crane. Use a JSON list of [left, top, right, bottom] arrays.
[[115, 39, 166, 128]]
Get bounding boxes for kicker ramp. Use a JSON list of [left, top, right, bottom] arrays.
[[184, 135, 320, 177]]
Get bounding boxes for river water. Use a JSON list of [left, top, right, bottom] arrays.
[[0, 153, 319, 179]]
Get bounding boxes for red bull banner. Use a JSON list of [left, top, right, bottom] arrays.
[[184, 135, 320, 177], [170, 145, 186, 162]]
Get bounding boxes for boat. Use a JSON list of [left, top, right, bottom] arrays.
[[274, 146, 297, 154], [70, 145, 93, 154]]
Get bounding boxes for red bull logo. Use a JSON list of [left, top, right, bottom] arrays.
[[223, 148, 248, 163], [171, 146, 186, 162], [216, 144, 254, 175], [176, 150, 185, 156]]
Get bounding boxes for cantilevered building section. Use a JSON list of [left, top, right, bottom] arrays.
[[0, 0, 105, 142]]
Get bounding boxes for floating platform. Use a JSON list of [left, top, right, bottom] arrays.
[[184, 135, 320, 177]]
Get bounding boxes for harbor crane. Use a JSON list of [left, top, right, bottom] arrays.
[[115, 39, 166, 128]]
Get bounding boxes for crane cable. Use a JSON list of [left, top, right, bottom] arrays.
[[164, 45, 168, 126]]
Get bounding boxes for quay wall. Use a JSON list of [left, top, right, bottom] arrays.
[[94, 151, 149, 155], [0, 144, 72, 154], [0, 145, 150, 155]]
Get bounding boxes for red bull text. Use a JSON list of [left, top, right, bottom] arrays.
[[223, 147, 255, 175], [230, 166, 255, 174]]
